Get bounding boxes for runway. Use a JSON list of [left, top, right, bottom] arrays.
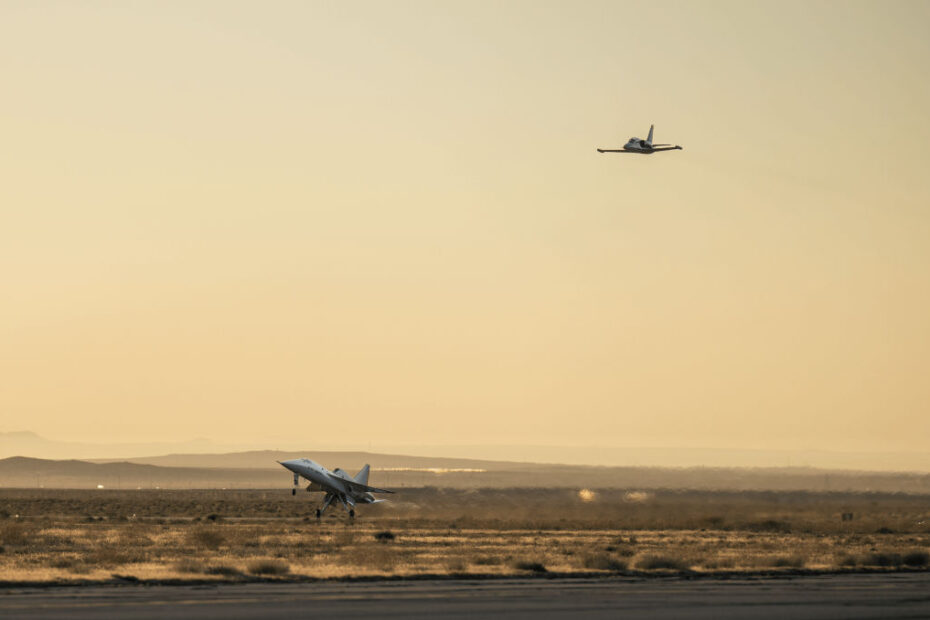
[[2, 573, 929, 619]]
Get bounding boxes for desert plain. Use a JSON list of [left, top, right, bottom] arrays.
[[1, 487, 928, 583]]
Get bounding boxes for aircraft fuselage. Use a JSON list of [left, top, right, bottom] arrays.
[[282, 458, 346, 493], [280, 458, 380, 505], [596, 125, 683, 154]]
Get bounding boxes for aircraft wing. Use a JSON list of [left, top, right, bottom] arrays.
[[651, 146, 683, 152], [596, 149, 635, 153], [343, 479, 395, 494]]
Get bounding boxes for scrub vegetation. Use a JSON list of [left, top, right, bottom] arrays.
[[0, 488, 927, 582]]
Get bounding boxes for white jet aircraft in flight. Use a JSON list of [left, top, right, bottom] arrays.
[[597, 124, 682, 154], [279, 458, 394, 519]]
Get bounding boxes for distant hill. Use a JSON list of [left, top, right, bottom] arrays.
[[5, 431, 930, 472], [0, 431, 220, 461], [0, 456, 245, 489], [92, 450, 534, 471], [3, 455, 930, 493]]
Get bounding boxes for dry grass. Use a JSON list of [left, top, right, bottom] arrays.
[[173, 558, 205, 574], [186, 526, 225, 550], [0, 488, 927, 582], [444, 556, 467, 573], [513, 560, 547, 573], [82, 546, 145, 568], [581, 552, 627, 572], [764, 554, 806, 568], [205, 563, 241, 576], [343, 543, 399, 572], [636, 554, 691, 571], [859, 552, 903, 567], [0, 523, 30, 546], [3, 487, 929, 533], [246, 559, 290, 576]]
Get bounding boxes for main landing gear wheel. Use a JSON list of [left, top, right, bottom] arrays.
[[349, 509, 355, 518], [315, 509, 321, 519]]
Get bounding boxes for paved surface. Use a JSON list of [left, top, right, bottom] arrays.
[[1, 574, 929, 619]]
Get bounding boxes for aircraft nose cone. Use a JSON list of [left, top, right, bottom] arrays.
[[279, 460, 300, 472]]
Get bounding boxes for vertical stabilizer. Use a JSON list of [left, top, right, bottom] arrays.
[[354, 464, 370, 485], [647, 124, 654, 145]]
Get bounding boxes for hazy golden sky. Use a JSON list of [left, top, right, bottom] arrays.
[[2, 1, 929, 454]]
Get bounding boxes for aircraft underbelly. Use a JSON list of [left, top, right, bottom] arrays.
[[302, 467, 347, 495], [326, 479, 347, 495]]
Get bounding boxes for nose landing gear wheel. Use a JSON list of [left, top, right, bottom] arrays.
[[291, 488, 296, 496]]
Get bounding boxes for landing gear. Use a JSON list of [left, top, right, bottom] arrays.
[[311, 493, 355, 522], [292, 488, 296, 496], [316, 493, 336, 520], [336, 494, 356, 520], [292, 472, 299, 496]]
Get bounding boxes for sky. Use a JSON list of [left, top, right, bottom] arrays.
[[2, 1, 929, 460]]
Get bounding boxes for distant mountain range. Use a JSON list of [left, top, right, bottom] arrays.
[[2, 454, 930, 494], [2, 431, 930, 473], [0, 431, 225, 461], [0, 456, 229, 489], [92, 450, 529, 471]]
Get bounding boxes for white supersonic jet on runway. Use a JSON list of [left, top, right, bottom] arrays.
[[279, 458, 394, 519], [597, 124, 682, 154]]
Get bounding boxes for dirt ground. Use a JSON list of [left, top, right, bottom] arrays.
[[1, 488, 928, 582]]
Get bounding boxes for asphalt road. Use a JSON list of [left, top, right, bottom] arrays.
[[2, 574, 929, 619]]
